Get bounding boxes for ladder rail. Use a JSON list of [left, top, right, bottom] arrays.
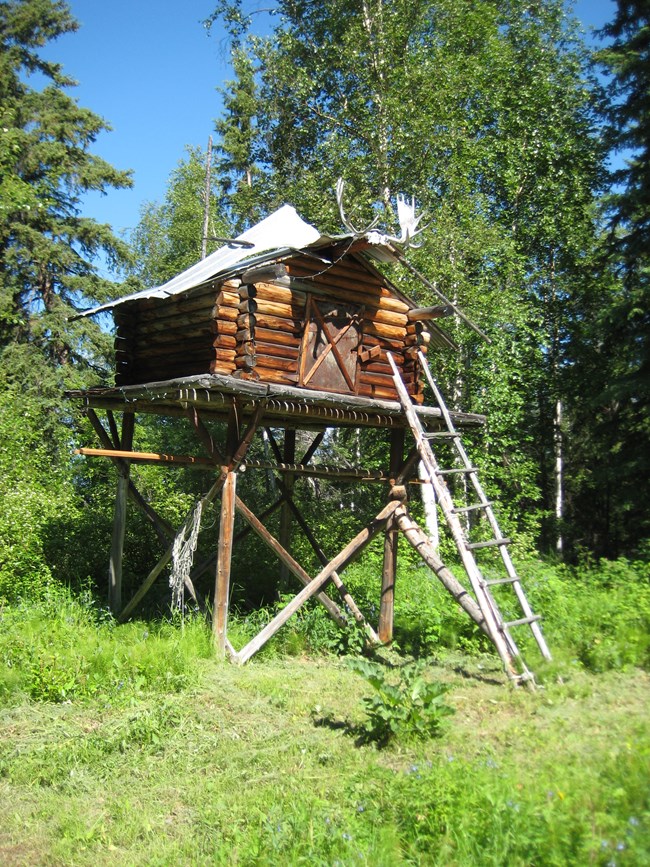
[[416, 351, 551, 661], [387, 354, 523, 677]]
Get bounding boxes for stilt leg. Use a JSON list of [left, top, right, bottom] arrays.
[[279, 428, 296, 587], [108, 412, 134, 614], [378, 428, 405, 643], [213, 470, 237, 656]]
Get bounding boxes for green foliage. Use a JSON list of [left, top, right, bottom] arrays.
[[349, 658, 454, 746], [521, 556, 650, 674], [0, 586, 211, 706]]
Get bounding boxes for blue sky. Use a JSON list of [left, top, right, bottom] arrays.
[[45, 0, 617, 261]]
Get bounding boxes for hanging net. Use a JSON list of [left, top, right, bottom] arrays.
[[169, 500, 203, 609]]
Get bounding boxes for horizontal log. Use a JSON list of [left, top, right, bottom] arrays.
[[214, 334, 237, 350], [241, 282, 307, 306], [217, 319, 238, 337], [407, 305, 453, 321], [253, 326, 302, 347], [214, 348, 236, 362], [358, 383, 399, 401], [362, 332, 407, 353], [289, 260, 410, 311], [250, 365, 299, 385], [135, 313, 212, 337], [214, 305, 239, 323], [362, 320, 407, 341], [360, 369, 415, 389], [239, 298, 306, 318], [371, 308, 408, 328], [254, 353, 298, 373], [136, 293, 217, 324], [239, 312, 302, 334], [77, 447, 217, 467], [133, 337, 213, 361], [131, 327, 214, 349], [360, 359, 410, 377], [287, 259, 391, 296], [210, 360, 236, 376], [216, 289, 240, 305], [241, 263, 288, 284], [254, 340, 300, 361]]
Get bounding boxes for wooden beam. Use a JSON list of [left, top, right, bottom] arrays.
[[108, 412, 134, 614], [279, 428, 296, 586], [407, 305, 454, 321], [234, 495, 348, 629], [77, 447, 216, 467], [236, 500, 401, 665], [213, 470, 237, 656], [379, 428, 405, 643]]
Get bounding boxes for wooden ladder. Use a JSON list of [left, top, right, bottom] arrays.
[[388, 351, 552, 684]]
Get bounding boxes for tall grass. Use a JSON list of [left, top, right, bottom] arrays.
[[0, 584, 211, 706]]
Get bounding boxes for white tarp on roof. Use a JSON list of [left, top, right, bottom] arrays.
[[79, 204, 323, 318]]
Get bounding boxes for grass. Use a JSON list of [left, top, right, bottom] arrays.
[[0, 648, 648, 865], [1, 555, 649, 865]]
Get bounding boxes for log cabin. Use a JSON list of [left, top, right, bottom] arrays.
[[82, 204, 455, 404]]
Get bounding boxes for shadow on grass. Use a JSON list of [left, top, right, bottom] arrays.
[[312, 712, 382, 748]]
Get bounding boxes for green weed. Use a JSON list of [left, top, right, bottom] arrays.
[[349, 658, 455, 746]]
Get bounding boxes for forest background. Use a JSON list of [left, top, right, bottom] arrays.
[[1, 0, 648, 602], [1, 1, 650, 862]]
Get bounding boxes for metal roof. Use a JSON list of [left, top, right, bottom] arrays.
[[77, 204, 325, 319]]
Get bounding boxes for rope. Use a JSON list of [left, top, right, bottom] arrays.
[[169, 500, 203, 610]]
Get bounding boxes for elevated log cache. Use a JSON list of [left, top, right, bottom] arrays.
[[111, 239, 455, 408]]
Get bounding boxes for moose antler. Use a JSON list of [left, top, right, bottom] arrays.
[[389, 194, 427, 248], [336, 178, 381, 236], [336, 179, 427, 249]]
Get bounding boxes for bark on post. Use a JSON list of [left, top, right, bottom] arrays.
[[378, 427, 405, 643], [213, 469, 237, 656], [279, 428, 296, 587], [108, 412, 134, 614]]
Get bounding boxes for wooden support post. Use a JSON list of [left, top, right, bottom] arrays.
[[378, 427, 405, 643], [279, 428, 296, 587], [236, 500, 400, 665], [213, 470, 237, 656], [108, 412, 134, 614]]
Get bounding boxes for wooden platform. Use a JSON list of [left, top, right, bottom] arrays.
[[66, 372, 486, 431]]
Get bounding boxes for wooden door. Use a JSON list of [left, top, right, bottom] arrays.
[[298, 297, 362, 394]]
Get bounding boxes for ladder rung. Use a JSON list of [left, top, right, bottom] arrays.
[[485, 576, 519, 587], [466, 537, 511, 550], [453, 501, 493, 514], [424, 431, 459, 439], [503, 614, 542, 629], [437, 467, 479, 475]]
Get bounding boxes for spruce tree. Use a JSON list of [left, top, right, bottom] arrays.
[[0, 0, 133, 384]]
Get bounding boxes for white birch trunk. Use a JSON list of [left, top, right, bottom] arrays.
[[554, 398, 563, 554], [419, 460, 439, 548]]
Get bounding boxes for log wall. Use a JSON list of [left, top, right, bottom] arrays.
[[113, 248, 432, 402]]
